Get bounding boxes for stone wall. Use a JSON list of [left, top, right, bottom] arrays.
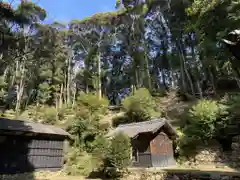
[[123, 170, 240, 180], [182, 136, 240, 168]]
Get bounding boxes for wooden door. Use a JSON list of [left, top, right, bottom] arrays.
[[150, 132, 176, 167]]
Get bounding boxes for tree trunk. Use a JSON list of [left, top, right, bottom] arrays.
[[85, 84, 89, 93], [97, 53, 102, 99], [143, 45, 151, 90], [178, 41, 195, 96], [59, 83, 64, 109], [72, 82, 77, 108], [15, 58, 25, 118], [66, 51, 72, 105]]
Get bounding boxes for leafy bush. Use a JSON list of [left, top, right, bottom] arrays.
[[106, 132, 132, 170], [77, 92, 109, 115], [174, 128, 200, 158], [221, 93, 240, 115], [122, 88, 160, 122], [36, 106, 57, 124], [86, 135, 109, 154], [64, 148, 100, 176], [185, 99, 229, 141], [177, 99, 230, 157], [64, 135, 109, 176]]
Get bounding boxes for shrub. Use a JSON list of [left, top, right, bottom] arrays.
[[77, 92, 109, 115], [177, 99, 230, 157], [221, 93, 240, 115], [64, 148, 102, 176], [185, 99, 228, 141], [64, 148, 92, 176], [106, 132, 132, 170], [174, 128, 200, 158], [122, 88, 160, 122], [38, 106, 57, 125]]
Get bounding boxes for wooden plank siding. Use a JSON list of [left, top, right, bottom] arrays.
[[130, 126, 176, 168], [0, 135, 65, 174], [150, 132, 174, 156], [149, 131, 176, 167]]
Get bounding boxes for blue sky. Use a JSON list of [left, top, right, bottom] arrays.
[[5, 0, 116, 23]]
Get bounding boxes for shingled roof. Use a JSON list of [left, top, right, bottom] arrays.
[[107, 118, 178, 139], [0, 118, 70, 136]]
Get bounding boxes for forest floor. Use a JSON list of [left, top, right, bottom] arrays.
[[35, 167, 240, 180], [2, 167, 240, 180]]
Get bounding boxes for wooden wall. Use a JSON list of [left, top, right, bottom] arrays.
[[0, 134, 65, 174], [131, 130, 176, 168], [150, 132, 174, 156]]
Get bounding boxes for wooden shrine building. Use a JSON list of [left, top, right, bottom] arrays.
[[0, 117, 70, 174], [107, 118, 178, 168]]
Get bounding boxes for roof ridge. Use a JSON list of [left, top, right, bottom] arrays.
[[118, 118, 165, 128]]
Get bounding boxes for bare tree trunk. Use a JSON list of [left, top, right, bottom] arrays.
[[178, 41, 195, 96], [168, 54, 176, 88], [66, 49, 72, 105], [179, 48, 187, 92], [144, 58, 151, 90], [97, 53, 102, 99], [15, 58, 25, 118], [55, 95, 59, 121], [59, 83, 64, 109], [196, 80, 203, 98], [209, 67, 217, 95], [143, 45, 151, 90], [72, 82, 77, 108], [85, 84, 89, 93], [189, 33, 203, 98]]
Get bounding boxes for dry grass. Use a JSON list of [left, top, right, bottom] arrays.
[[0, 171, 98, 180], [155, 91, 197, 128]]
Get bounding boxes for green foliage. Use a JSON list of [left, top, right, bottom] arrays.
[[221, 93, 240, 114], [91, 135, 109, 155], [176, 99, 231, 157], [64, 136, 109, 176], [184, 99, 229, 141], [37, 83, 52, 104], [67, 93, 110, 157], [39, 106, 57, 124], [106, 132, 132, 170], [63, 93, 110, 177], [122, 88, 160, 122], [64, 148, 100, 176], [77, 92, 109, 115]]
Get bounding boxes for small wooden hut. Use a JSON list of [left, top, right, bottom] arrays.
[[0, 117, 70, 174], [107, 118, 178, 168]]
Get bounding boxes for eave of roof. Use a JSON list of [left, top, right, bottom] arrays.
[[0, 118, 71, 137]]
